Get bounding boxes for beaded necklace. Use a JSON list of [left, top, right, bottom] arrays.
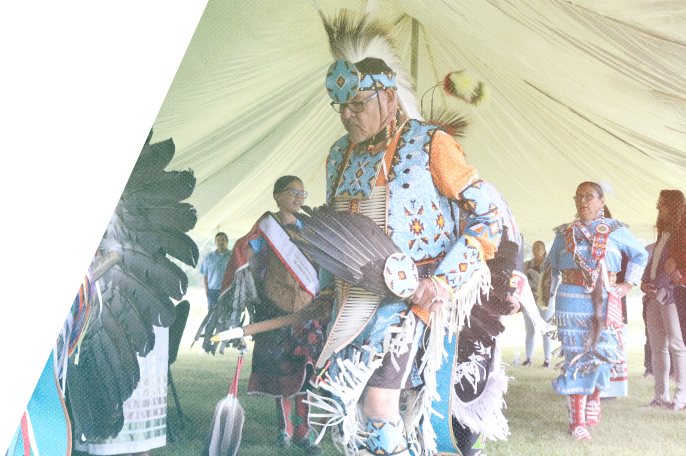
[[565, 218, 611, 291], [332, 112, 400, 199]]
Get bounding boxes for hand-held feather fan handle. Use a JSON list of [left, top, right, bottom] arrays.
[[228, 355, 243, 396], [212, 301, 331, 342], [206, 354, 246, 456], [90, 251, 122, 282]]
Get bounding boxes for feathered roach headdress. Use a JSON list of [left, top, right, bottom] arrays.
[[319, 10, 422, 120]]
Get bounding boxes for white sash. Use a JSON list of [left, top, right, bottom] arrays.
[[259, 214, 318, 297]]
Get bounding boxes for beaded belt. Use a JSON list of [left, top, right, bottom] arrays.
[[561, 269, 616, 288]]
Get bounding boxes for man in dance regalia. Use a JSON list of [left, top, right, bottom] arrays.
[[305, 11, 507, 456]]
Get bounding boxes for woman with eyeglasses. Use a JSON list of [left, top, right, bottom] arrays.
[[546, 181, 648, 440], [206, 175, 325, 455]]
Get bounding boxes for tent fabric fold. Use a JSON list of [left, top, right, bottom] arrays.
[[151, 0, 686, 242]]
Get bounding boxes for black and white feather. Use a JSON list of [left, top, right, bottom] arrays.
[[67, 130, 198, 440], [293, 205, 400, 297]]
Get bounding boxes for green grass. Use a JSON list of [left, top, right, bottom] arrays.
[[162, 298, 686, 455], [163, 344, 686, 456], [165, 347, 341, 456], [490, 346, 686, 456]]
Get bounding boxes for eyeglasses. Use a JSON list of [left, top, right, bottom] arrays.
[[573, 194, 600, 202], [282, 188, 308, 198], [330, 92, 379, 114]]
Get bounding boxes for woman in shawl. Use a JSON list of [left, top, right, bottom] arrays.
[[243, 176, 325, 455]]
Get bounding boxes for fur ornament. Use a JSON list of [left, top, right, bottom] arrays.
[[443, 70, 485, 105]]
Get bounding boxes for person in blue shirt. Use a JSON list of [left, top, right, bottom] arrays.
[[200, 232, 231, 313]]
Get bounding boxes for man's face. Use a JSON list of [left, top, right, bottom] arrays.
[[215, 235, 228, 253], [340, 89, 394, 144]]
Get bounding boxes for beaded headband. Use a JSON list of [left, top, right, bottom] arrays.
[[326, 59, 396, 103]]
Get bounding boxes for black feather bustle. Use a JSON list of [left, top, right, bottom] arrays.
[[122, 169, 196, 205], [104, 214, 199, 267], [118, 246, 188, 300], [125, 137, 175, 182], [97, 304, 140, 395], [105, 288, 156, 356], [118, 202, 198, 234], [68, 324, 138, 440], [102, 264, 177, 327], [133, 229, 199, 267], [67, 129, 198, 440]]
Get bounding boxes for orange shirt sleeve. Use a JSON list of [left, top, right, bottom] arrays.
[[428, 131, 478, 198]]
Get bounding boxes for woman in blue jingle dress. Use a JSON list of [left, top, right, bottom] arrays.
[[547, 182, 648, 440]]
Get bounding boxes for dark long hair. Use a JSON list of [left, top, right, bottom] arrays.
[[663, 190, 686, 271], [657, 190, 685, 237]]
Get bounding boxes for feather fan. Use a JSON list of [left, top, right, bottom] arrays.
[[294, 205, 400, 297], [66, 130, 198, 440]]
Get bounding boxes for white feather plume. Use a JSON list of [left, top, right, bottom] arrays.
[[596, 180, 614, 196], [319, 9, 422, 120]]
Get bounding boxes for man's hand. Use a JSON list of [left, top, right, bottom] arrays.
[[411, 277, 452, 313]]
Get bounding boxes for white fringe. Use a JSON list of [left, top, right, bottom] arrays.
[[305, 347, 384, 456], [408, 264, 492, 455], [307, 264, 491, 455], [447, 264, 492, 341], [384, 311, 417, 371], [451, 340, 510, 441]]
